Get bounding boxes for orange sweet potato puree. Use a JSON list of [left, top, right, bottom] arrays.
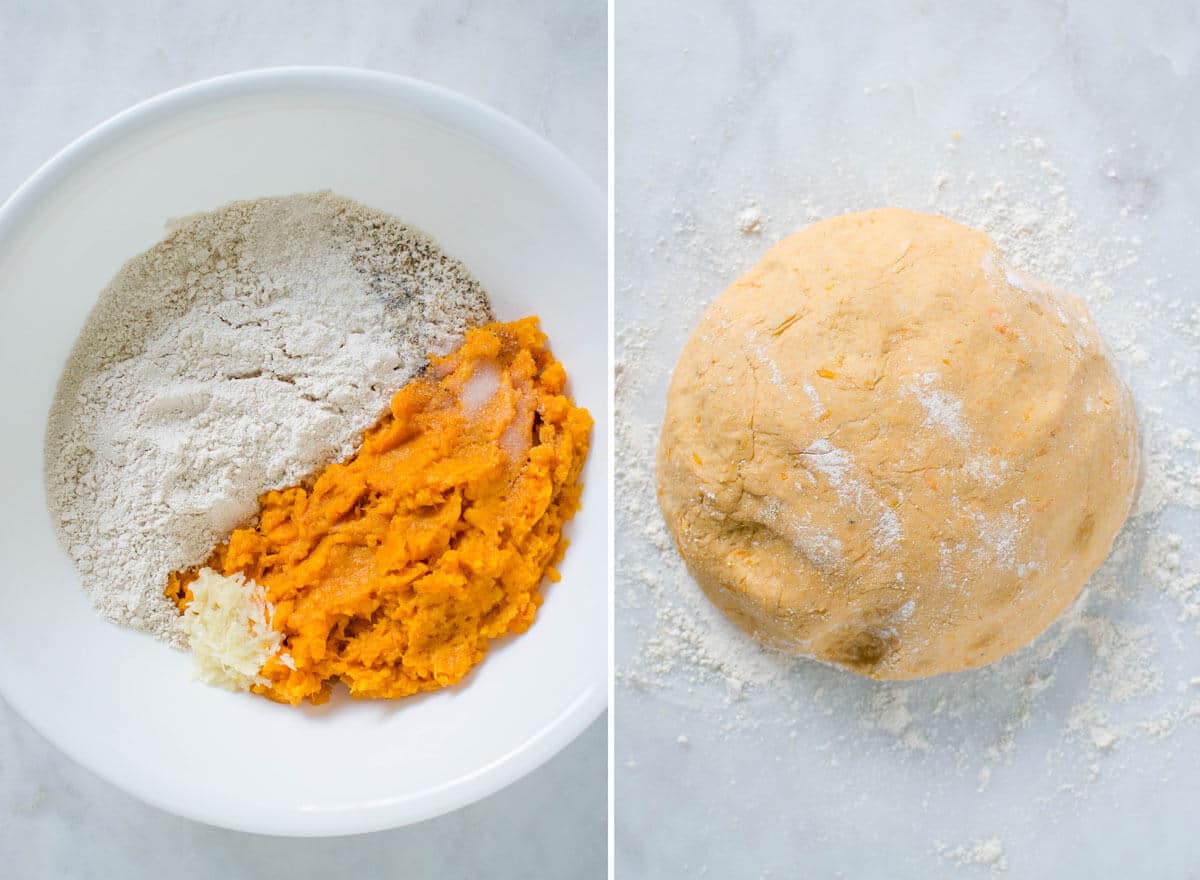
[[166, 318, 591, 705]]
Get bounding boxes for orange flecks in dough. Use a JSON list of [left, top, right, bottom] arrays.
[[817, 368, 837, 380], [987, 307, 1019, 341], [167, 318, 591, 705]]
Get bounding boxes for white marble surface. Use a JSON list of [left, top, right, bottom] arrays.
[[617, 2, 1200, 877], [0, 1, 605, 876]]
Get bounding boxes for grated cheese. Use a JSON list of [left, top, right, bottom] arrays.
[[178, 568, 281, 691]]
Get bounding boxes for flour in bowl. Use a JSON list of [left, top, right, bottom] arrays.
[[45, 192, 492, 646]]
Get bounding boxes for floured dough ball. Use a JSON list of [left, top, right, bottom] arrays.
[[657, 208, 1138, 679]]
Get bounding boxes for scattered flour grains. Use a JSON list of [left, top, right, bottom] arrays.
[[45, 192, 492, 646], [616, 121, 1200, 870]]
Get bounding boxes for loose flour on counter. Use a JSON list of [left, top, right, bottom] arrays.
[[616, 115, 1200, 865]]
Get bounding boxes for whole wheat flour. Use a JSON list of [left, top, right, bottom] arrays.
[[45, 192, 492, 647]]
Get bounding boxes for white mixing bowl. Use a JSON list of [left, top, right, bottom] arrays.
[[0, 67, 607, 836]]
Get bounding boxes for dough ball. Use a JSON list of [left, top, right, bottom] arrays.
[[657, 208, 1138, 679]]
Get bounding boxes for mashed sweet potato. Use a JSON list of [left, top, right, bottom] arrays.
[[167, 317, 591, 705]]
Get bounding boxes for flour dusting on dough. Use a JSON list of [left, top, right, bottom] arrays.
[[802, 439, 902, 549], [910, 373, 970, 442]]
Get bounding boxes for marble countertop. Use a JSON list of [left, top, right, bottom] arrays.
[[616, 1, 1200, 877], [0, 2, 605, 876]]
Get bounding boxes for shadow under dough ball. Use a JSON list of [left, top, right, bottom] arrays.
[[656, 208, 1139, 680]]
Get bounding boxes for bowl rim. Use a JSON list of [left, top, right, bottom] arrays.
[[0, 65, 607, 836]]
